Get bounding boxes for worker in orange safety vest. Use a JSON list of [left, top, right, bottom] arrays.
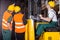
[[2, 4, 15, 40], [13, 6, 25, 40]]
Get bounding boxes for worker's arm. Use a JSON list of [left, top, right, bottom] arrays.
[[39, 11, 55, 22], [39, 15, 52, 22], [8, 16, 12, 23], [7, 16, 13, 31]]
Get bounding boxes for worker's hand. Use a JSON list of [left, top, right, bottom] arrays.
[[9, 24, 12, 31], [9, 27, 12, 31], [7, 23, 12, 31], [6, 23, 10, 27], [58, 11, 60, 14], [39, 14, 43, 19]]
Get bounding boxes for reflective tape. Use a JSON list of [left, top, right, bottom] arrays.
[[15, 22, 23, 25], [2, 23, 8, 27], [2, 19, 7, 23], [15, 26, 25, 29]]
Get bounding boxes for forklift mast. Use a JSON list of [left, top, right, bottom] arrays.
[[28, 0, 32, 18]]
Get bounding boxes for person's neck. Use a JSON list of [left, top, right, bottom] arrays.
[[48, 7, 52, 10], [7, 10, 12, 14]]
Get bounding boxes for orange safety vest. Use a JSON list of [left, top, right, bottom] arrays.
[[2, 11, 12, 30], [13, 13, 25, 33]]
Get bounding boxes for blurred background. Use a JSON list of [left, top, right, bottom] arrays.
[[0, 0, 60, 40]]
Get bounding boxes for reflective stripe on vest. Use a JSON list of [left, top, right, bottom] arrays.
[[2, 19, 8, 27], [15, 22, 25, 29], [15, 26, 25, 29], [2, 19, 7, 24], [15, 22, 23, 25], [2, 23, 8, 27]]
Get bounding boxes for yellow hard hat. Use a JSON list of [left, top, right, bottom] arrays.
[[48, 1, 55, 7], [14, 6, 21, 13], [7, 4, 15, 11]]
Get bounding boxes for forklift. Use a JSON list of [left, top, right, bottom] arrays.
[[25, 0, 60, 40]]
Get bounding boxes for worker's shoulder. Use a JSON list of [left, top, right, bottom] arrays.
[[4, 11, 8, 14], [15, 13, 24, 15], [14, 13, 23, 17], [3, 11, 11, 16]]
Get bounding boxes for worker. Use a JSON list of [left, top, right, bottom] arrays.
[[13, 6, 25, 40], [2, 4, 15, 40], [36, 1, 58, 39]]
